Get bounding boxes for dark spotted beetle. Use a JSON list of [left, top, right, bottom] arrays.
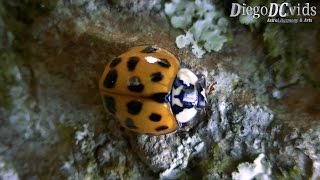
[[99, 45, 206, 135]]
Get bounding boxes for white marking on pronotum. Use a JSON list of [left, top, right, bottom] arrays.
[[172, 97, 183, 107], [145, 56, 159, 63], [177, 68, 198, 86], [182, 90, 197, 103], [172, 86, 183, 107], [176, 108, 197, 123]]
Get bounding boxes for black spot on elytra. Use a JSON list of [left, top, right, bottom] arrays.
[[104, 69, 118, 88], [127, 100, 143, 115], [128, 84, 144, 92], [150, 93, 168, 103], [150, 72, 163, 82], [141, 46, 158, 53], [127, 57, 139, 71], [109, 57, 122, 68], [125, 118, 138, 129], [103, 96, 116, 114], [155, 125, 168, 131], [149, 113, 162, 122], [157, 58, 171, 68], [128, 76, 144, 92]]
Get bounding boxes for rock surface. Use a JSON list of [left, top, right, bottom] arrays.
[[0, 0, 319, 179]]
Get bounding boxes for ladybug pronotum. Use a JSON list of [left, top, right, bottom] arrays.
[[99, 45, 206, 135]]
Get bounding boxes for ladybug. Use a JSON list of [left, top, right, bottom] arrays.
[[99, 45, 206, 135]]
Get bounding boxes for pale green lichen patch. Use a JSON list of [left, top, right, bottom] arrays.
[[274, 165, 302, 179], [232, 154, 272, 180], [62, 124, 101, 179], [200, 143, 238, 179], [164, 0, 230, 58]]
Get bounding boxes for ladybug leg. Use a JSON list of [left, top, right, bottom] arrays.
[[197, 74, 207, 87], [207, 81, 217, 95], [178, 122, 184, 128], [178, 122, 192, 131], [117, 122, 127, 134], [119, 125, 126, 132]]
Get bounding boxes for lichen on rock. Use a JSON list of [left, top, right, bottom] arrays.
[[164, 0, 230, 58]]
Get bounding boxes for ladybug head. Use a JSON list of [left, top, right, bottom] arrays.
[[170, 68, 207, 123]]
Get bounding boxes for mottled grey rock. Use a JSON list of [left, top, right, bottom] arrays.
[[0, 158, 19, 180], [0, 0, 319, 179]]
